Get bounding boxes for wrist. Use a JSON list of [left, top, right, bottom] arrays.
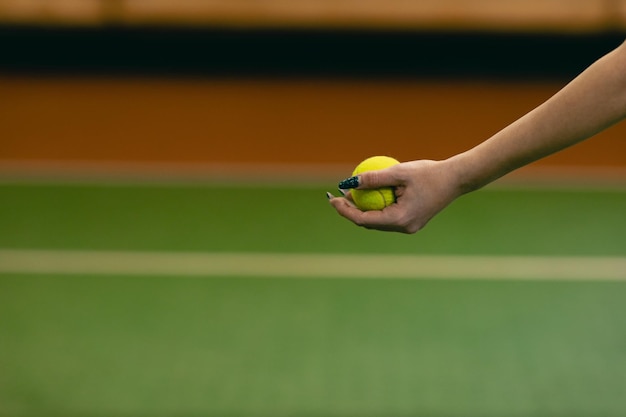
[[443, 149, 493, 196]]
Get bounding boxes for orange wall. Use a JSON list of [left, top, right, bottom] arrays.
[[2, 76, 625, 175]]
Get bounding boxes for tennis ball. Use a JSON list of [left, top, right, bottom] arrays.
[[351, 156, 400, 211]]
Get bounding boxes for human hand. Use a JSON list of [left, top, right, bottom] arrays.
[[327, 159, 462, 234]]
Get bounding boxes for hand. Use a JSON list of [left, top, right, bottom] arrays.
[[328, 159, 463, 234]]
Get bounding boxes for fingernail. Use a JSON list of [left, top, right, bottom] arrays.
[[338, 176, 359, 190], [339, 189, 347, 196], [326, 192, 334, 200]]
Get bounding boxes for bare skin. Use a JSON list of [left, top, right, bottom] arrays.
[[329, 40, 626, 234]]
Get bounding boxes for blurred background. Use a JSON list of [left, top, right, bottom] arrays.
[[1, 0, 626, 179], [2, 2, 626, 417]]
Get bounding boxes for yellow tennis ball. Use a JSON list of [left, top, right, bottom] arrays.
[[351, 156, 400, 211]]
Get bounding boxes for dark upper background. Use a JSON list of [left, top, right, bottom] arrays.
[[1, 0, 625, 79]]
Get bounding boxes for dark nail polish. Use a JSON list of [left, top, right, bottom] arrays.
[[326, 192, 334, 200], [338, 176, 359, 190]]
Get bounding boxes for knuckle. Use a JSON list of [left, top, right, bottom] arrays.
[[353, 216, 367, 228], [404, 224, 421, 234], [362, 170, 383, 189], [397, 214, 422, 234], [367, 170, 381, 187]]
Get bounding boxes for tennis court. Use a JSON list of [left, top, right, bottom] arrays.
[[2, 0, 626, 414], [1, 181, 626, 416]]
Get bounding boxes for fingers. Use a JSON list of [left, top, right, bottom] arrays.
[[328, 159, 451, 234], [328, 195, 414, 234], [330, 163, 410, 233], [339, 188, 354, 202], [338, 165, 402, 191]]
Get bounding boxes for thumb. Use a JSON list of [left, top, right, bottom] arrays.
[[338, 165, 401, 190]]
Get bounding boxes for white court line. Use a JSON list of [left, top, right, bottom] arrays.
[[1, 249, 626, 281]]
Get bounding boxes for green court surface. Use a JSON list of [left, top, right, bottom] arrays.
[[1, 182, 626, 416]]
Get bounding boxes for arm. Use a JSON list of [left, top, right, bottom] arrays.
[[329, 40, 626, 234], [452, 40, 626, 194]]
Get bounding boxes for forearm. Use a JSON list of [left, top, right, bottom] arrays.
[[451, 40, 626, 193]]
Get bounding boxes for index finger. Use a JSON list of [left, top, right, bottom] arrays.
[[338, 164, 404, 191]]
